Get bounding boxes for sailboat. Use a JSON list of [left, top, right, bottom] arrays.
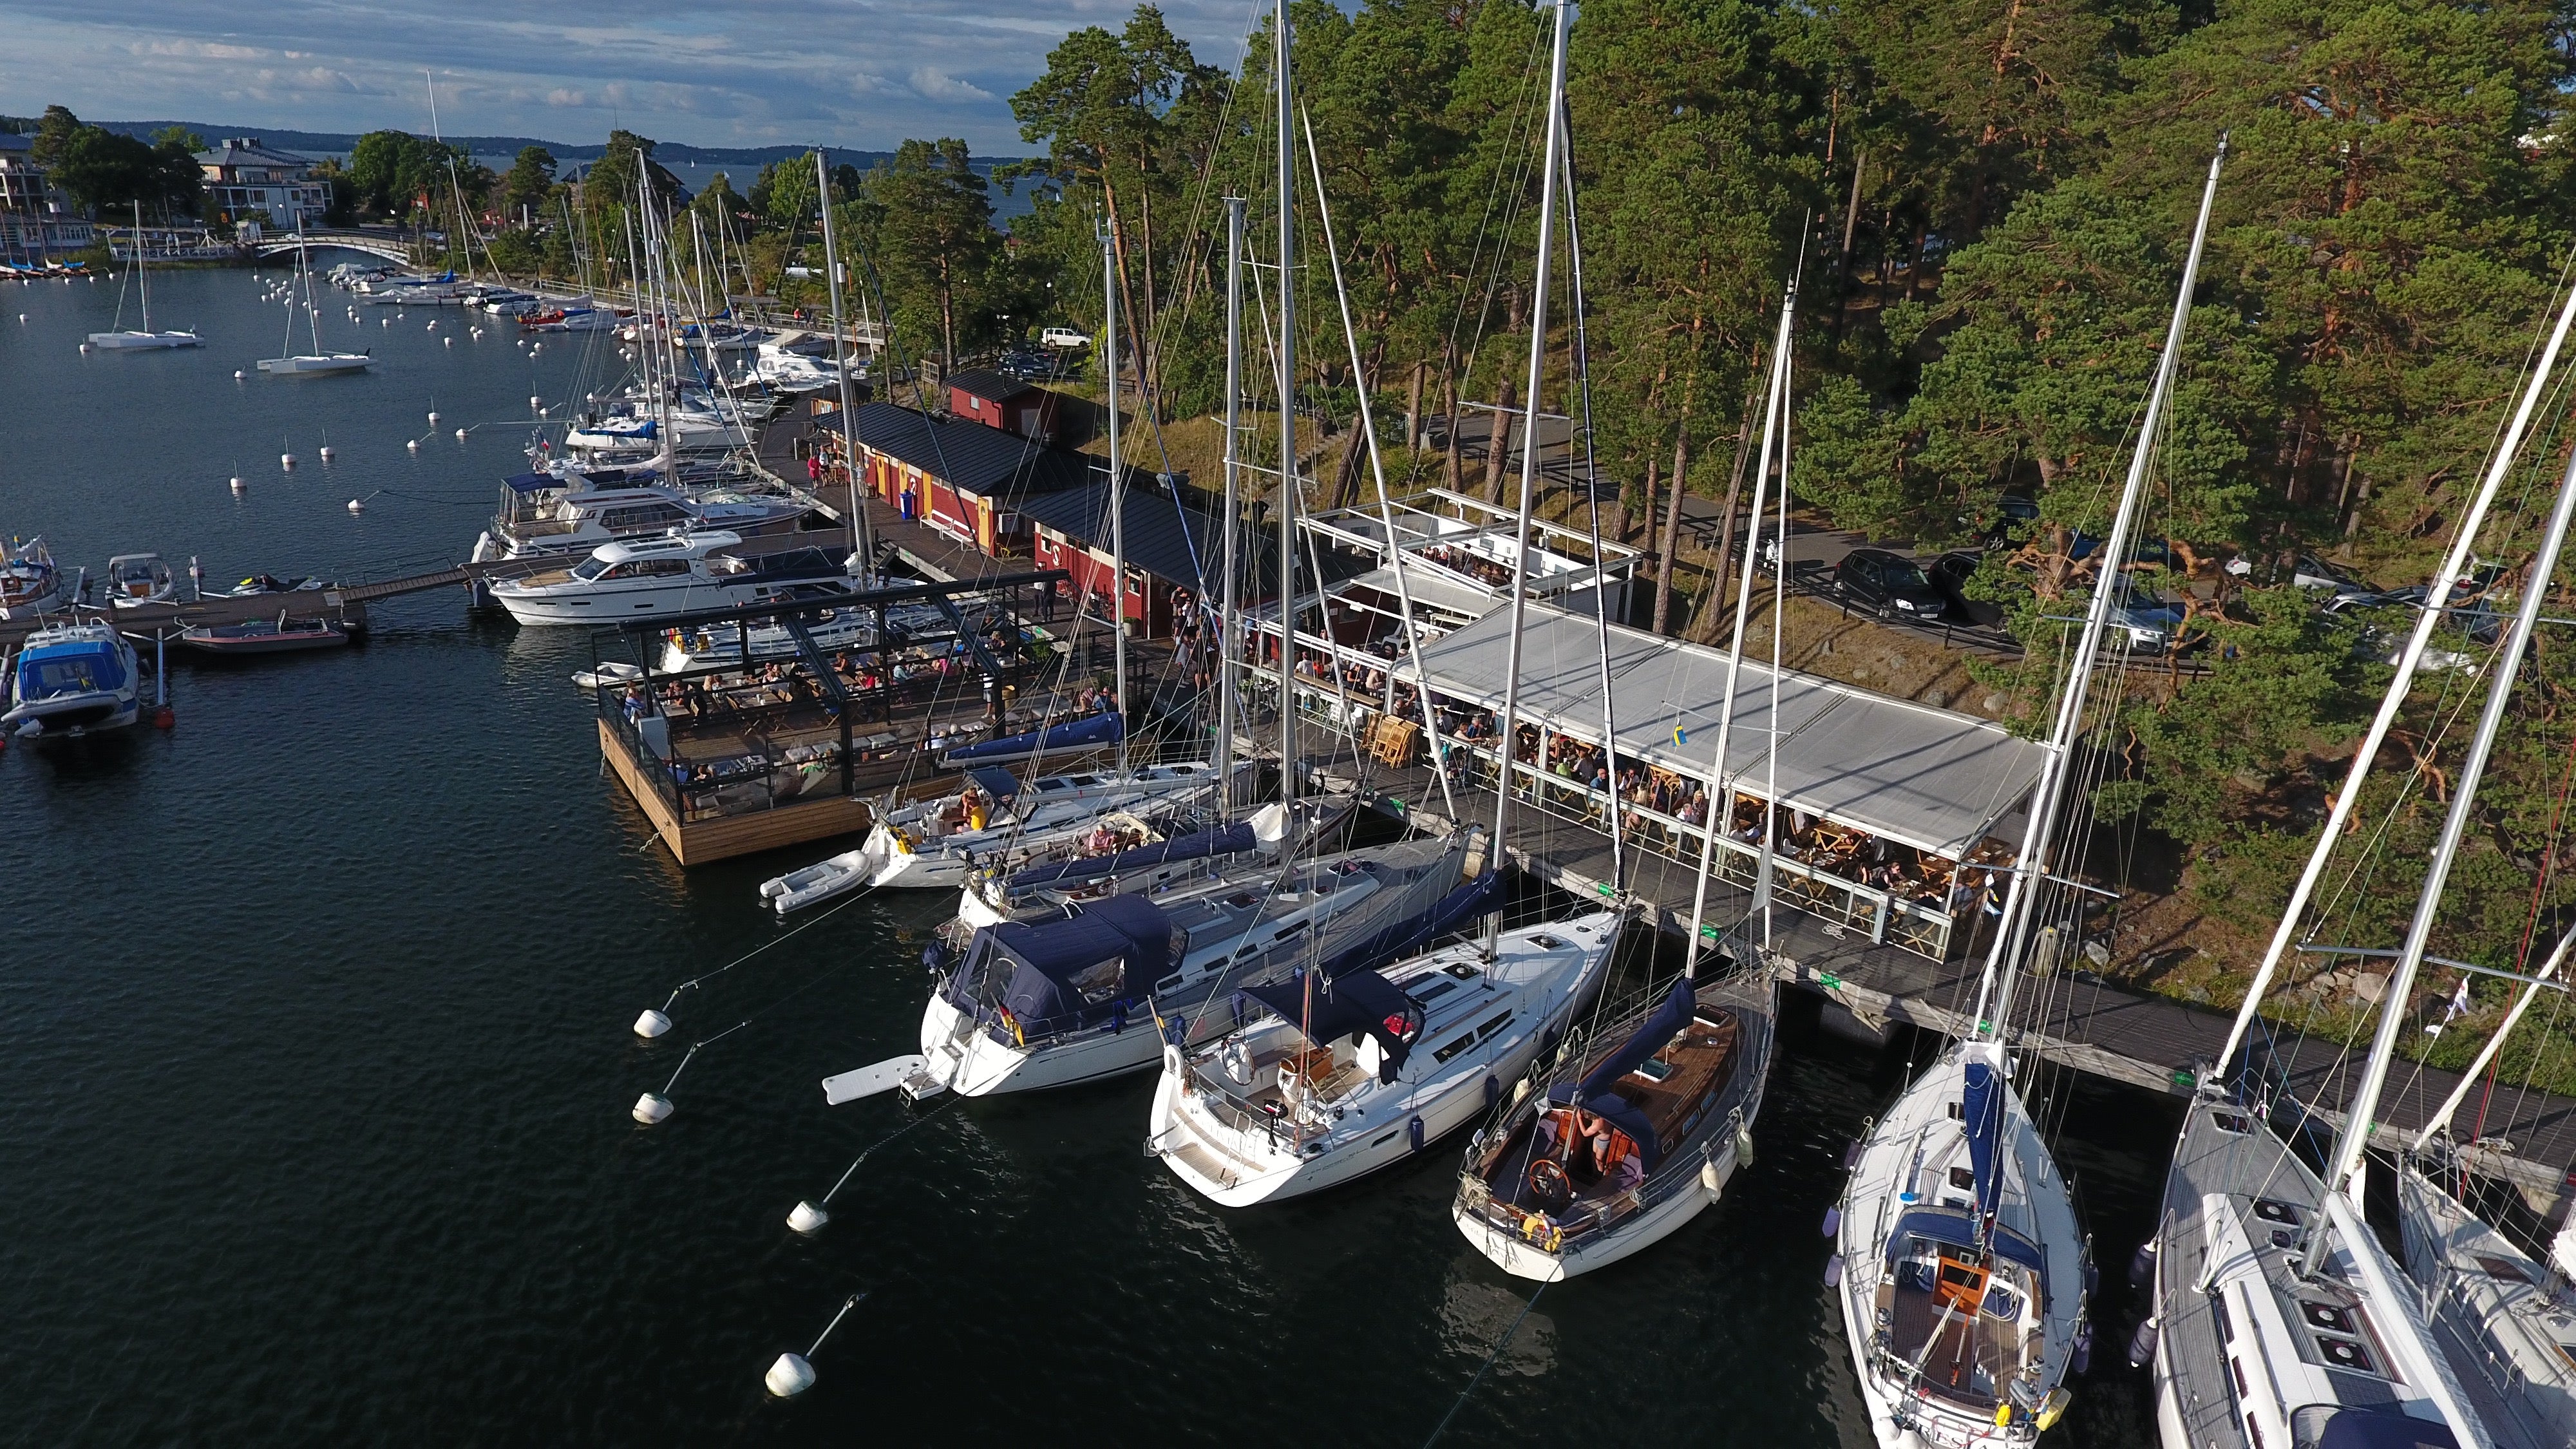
[[1831, 143, 2239, 1449], [2136, 171, 2576, 1449], [1454, 267, 1798, 1282], [87, 202, 200, 350], [258, 223, 371, 375], [1145, 0, 1620, 1210]]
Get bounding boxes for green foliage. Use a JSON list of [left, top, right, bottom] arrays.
[[500, 147, 556, 223], [866, 139, 1004, 364], [46, 115, 202, 219], [347, 130, 464, 220]]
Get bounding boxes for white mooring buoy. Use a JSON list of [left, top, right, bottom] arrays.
[[318, 446, 335, 462], [529, 342, 542, 354], [444, 337, 453, 346], [764, 1353, 815, 1398], [78, 342, 90, 352], [632, 1092, 673, 1125], [531, 395, 542, 409], [633, 1009, 672, 1039], [786, 1200, 829, 1235], [233, 369, 245, 380], [455, 428, 468, 441], [280, 453, 296, 469], [346, 498, 365, 514], [427, 410, 439, 424], [406, 439, 420, 452], [229, 477, 245, 494]]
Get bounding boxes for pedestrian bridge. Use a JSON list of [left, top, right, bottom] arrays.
[[249, 231, 413, 265]]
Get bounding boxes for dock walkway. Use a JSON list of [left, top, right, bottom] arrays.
[[1270, 740, 2576, 1209]]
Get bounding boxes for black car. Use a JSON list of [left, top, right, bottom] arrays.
[[1929, 551, 2007, 627], [1977, 494, 2042, 547], [1835, 548, 1947, 621], [998, 350, 1055, 380]]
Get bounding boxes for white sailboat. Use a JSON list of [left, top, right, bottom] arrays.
[[258, 223, 371, 375], [1832, 141, 2239, 1449], [1146, 0, 1618, 1210], [88, 203, 199, 350]]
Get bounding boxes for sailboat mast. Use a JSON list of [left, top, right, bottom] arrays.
[[1486, 0, 1572, 931], [1103, 219, 1130, 775], [1273, 0, 1298, 809], [1973, 139, 2226, 1044], [1680, 290, 1794, 979], [133, 200, 151, 333], [1218, 195, 1245, 810], [814, 151, 871, 574], [299, 223, 321, 354], [2310, 444, 2576, 1258], [1761, 307, 1794, 951]]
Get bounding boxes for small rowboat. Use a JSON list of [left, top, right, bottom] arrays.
[[179, 615, 355, 656]]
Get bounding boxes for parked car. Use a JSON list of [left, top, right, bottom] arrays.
[[1929, 551, 2009, 627], [998, 350, 1055, 380], [1834, 547, 1947, 621], [1978, 493, 2042, 547], [1039, 326, 1091, 349], [2103, 578, 2190, 652]]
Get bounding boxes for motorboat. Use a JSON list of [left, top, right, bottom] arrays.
[[1146, 910, 1620, 1207], [178, 614, 355, 655], [489, 532, 862, 625], [855, 760, 1233, 892], [224, 573, 326, 597], [103, 553, 175, 608], [652, 601, 888, 672], [874, 831, 1481, 1101], [0, 538, 64, 618], [1832, 1041, 2090, 1445], [475, 477, 815, 562], [5, 622, 140, 735], [746, 337, 847, 392], [1454, 967, 1774, 1281]]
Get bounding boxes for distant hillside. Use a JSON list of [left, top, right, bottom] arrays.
[[91, 122, 1021, 171]]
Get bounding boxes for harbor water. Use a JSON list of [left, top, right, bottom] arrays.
[[3, 263, 2168, 1446]]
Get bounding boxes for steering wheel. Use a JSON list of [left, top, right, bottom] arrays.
[[1527, 1157, 1573, 1209]]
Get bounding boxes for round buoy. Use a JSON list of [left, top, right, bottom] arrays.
[[427, 410, 439, 424], [280, 453, 296, 469], [15, 314, 23, 323], [764, 1353, 815, 1398], [787, 1200, 829, 1235], [470, 327, 483, 338], [78, 342, 90, 352], [229, 477, 244, 493], [538, 406, 549, 417], [632, 1092, 673, 1125], [318, 446, 335, 462], [444, 337, 453, 347], [153, 705, 175, 730], [426, 321, 436, 331], [406, 439, 419, 452], [633, 1009, 672, 1039], [346, 499, 365, 514], [234, 369, 245, 379], [380, 318, 389, 327], [531, 395, 542, 408], [455, 428, 468, 441], [529, 343, 542, 354]]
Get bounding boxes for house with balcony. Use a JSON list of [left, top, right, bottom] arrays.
[[195, 138, 327, 237], [0, 133, 96, 257]]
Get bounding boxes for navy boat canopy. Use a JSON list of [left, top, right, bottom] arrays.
[[945, 711, 1121, 764], [1530, 978, 1699, 1171], [503, 471, 556, 492], [964, 765, 1023, 806], [1963, 1059, 2005, 1224], [1240, 969, 1423, 1083], [1007, 819, 1257, 891], [1887, 1207, 2046, 1279], [991, 893, 1171, 1035]]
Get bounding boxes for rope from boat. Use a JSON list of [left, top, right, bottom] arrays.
[[1418, 1279, 1549, 1449], [644, 876, 880, 1022], [808, 1092, 965, 1211]]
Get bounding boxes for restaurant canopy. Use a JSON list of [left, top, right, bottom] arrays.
[[1392, 603, 2043, 860]]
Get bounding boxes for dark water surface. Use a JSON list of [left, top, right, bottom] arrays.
[[1, 263, 2170, 1447]]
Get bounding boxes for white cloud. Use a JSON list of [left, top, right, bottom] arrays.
[[907, 66, 994, 103]]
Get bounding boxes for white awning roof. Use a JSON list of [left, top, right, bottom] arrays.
[[1394, 603, 2043, 859]]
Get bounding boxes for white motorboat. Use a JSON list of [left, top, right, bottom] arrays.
[[5, 622, 140, 736], [1454, 968, 1773, 1282], [1146, 910, 1620, 1207], [476, 479, 814, 562], [0, 537, 64, 619], [879, 830, 1482, 1101], [489, 531, 861, 625], [88, 203, 200, 350], [858, 761, 1231, 891], [103, 553, 175, 609], [652, 603, 887, 672]]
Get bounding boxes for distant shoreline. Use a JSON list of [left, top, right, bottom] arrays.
[[91, 120, 1028, 172]]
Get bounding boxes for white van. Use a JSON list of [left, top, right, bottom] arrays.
[[1039, 326, 1091, 349]]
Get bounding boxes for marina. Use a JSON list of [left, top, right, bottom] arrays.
[[11, 4, 2576, 1443]]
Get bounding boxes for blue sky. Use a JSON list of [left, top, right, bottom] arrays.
[[0, 0, 1264, 153]]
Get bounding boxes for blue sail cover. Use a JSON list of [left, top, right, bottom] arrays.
[[1241, 969, 1423, 1082], [1963, 1059, 2005, 1225], [1314, 869, 1504, 983], [944, 711, 1122, 764], [987, 894, 1171, 1036], [1888, 1208, 2047, 1278], [1527, 978, 1697, 1171], [1007, 820, 1258, 891]]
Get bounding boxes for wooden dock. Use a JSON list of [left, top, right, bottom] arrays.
[[1271, 741, 2576, 1211]]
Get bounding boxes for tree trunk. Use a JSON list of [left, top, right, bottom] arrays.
[[1834, 147, 1868, 341], [1404, 361, 1425, 450], [1904, 225, 1929, 303], [1654, 422, 1692, 634], [1330, 406, 1367, 511], [1611, 453, 1647, 547], [1441, 351, 1463, 491], [1484, 378, 1518, 506]]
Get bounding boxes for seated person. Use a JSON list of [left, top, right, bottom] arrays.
[[1534, 1103, 1645, 1197]]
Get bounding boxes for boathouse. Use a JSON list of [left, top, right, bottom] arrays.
[[942, 370, 1063, 442]]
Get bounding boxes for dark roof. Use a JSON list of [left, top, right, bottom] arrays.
[[832, 401, 1091, 498], [1016, 475, 1228, 594], [943, 369, 1034, 404]]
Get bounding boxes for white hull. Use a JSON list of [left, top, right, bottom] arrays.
[[1457, 1133, 1741, 1282], [88, 330, 199, 349], [760, 836, 891, 914], [494, 576, 847, 625], [258, 354, 371, 375]]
